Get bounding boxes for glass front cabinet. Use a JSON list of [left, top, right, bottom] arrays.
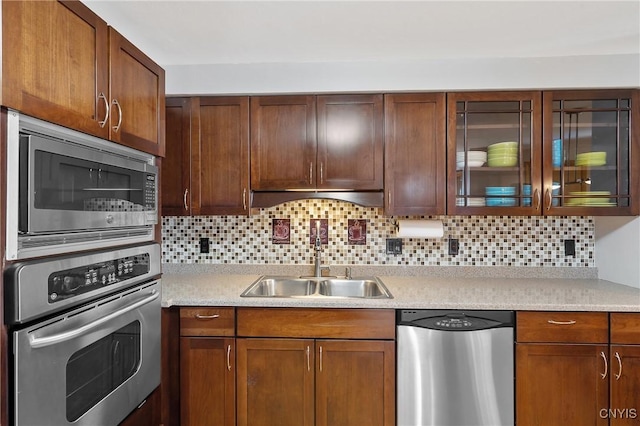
[[447, 92, 542, 215], [447, 90, 639, 216], [542, 90, 639, 215]]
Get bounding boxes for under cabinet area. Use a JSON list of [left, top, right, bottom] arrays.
[[516, 311, 640, 426], [2, 0, 165, 156]]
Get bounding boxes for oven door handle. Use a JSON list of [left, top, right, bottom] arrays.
[[29, 290, 159, 349]]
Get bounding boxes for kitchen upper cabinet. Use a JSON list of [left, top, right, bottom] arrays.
[[516, 311, 610, 426], [384, 93, 446, 215], [108, 27, 166, 157], [250, 94, 383, 191], [2, 0, 110, 139], [163, 97, 191, 216], [1, 1, 165, 156], [447, 91, 542, 215], [179, 307, 236, 426], [542, 89, 639, 215], [163, 96, 250, 216]]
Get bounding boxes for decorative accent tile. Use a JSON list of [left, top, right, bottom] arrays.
[[348, 219, 367, 245], [310, 219, 328, 245], [161, 199, 595, 268], [272, 219, 290, 244]]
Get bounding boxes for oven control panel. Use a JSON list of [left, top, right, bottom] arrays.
[[48, 253, 150, 302]]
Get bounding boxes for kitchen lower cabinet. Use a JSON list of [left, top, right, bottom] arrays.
[[236, 308, 396, 426], [609, 313, 640, 425], [118, 387, 161, 426], [516, 311, 610, 426], [179, 308, 236, 426]]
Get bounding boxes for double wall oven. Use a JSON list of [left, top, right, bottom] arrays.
[[3, 111, 162, 426]]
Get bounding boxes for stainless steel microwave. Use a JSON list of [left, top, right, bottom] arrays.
[[5, 110, 158, 260]]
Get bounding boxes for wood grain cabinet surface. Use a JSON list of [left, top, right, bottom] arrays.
[[516, 312, 640, 426], [250, 94, 383, 192], [1, 0, 165, 156], [384, 93, 446, 215], [179, 307, 236, 426], [163, 96, 250, 216]]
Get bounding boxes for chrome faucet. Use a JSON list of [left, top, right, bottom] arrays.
[[314, 221, 323, 277]]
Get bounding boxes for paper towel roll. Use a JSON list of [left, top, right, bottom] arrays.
[[396, 219, 444, 238]]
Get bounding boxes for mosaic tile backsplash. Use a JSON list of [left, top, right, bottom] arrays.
[[162, 200, 594, 267]]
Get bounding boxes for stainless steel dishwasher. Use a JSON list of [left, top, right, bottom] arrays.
[[397, 310, 515, 426]]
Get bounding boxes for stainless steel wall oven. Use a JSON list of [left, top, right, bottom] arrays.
[[5, 110, 158, 260], [4, 243, 161, 426]]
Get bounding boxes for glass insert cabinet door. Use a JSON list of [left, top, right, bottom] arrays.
[[447, 92, 542, 214], [543, 90, 639, 215]]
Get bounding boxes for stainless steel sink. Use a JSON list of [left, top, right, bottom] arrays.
[[240, 277, 317, 297], [241, 276, 393, 299]]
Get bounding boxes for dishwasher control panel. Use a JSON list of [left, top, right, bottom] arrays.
[[397, 309, 514, 332]]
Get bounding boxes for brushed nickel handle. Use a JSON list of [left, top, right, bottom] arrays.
[[183, 188, 189, 211], [388, 190, 392, 207], [547, 320, 577, 325], [98, 92, 109, 128], [534, 188, 541, 211], [545, 188, 552, 211], [615, 352, 622, 380], [601, 351, 608, 379], [227, 344, 232, 371], [195, 314, 220, 320], [319, 346, 323, 372], [242, 188, 247, 210], [309, 162, 313, 185], [112, 99, 123, 132], [306, 346, 310, 372], [320, 162, 324, 184]]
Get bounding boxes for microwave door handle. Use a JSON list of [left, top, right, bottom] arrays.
[[29, 290, 159, 349]]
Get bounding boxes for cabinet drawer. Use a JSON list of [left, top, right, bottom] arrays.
[[180, 307, 235, 336], [237, 308, 395, 339], [611, 313, 640, 344], [517, 311, 608, 343]]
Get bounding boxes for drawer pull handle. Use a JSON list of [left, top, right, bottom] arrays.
[[615, 352, 622, 380], [195, 314, 220, 320], [601, 351, 608, 379], [547, 320, 576, 325]]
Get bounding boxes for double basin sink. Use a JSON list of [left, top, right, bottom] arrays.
[[241, 276, 393, 299]]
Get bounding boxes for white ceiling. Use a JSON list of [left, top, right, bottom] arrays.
[[84, 0, 640, 68]]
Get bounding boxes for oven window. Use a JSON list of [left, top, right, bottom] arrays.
[[66, 321, 141, 422]]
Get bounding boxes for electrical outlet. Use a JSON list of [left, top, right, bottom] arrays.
[[564, 239, 576, 257], [199, 237, 210, 254], [448, 238, 459, 256], [386, 238, 402, 255]]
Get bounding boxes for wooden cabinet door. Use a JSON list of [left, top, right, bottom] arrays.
[[118, 387, 161, 426], [180, 337, 235, 426], [609, 345, 640, 425], [317, 94, 383, 190], [194, 97, 250, 215], [109, 27, 165, 156], [236, 338, 315, 426], [315, 340, 395, 426], [2, 1, 110, 139], [163, 97, 192, 216], [516, 343, 609, 426], [384, 93, 446, 215], [250, 96, 316, 190]]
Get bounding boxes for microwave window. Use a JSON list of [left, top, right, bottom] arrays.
[[66, 321, 141, 422], [34, 150, 147, 212]]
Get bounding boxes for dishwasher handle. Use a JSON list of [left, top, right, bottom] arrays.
[[397, 310, 515, 331]]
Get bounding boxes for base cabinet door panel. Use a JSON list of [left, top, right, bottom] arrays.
[[180, 337, 235, 426], [315, 340, 395, 426], [516, 343, 609, 426], [237, 338, 315, 426]]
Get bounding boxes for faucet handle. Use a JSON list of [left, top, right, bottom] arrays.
[[345, 267, 352, 280]]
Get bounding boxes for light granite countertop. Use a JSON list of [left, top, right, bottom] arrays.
[[161, 265, 640, 312]]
